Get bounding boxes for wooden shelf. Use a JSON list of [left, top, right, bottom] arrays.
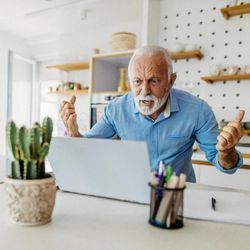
[[92, 50, 134, 59], [171, 50, 203, 60], [221, 3, 250, 20], [48, 89, 89, 95], [243, 153, 250, 159], [47, 62, 89, 71], [243, 130, 250, 134], [201, 74, 250, 84]]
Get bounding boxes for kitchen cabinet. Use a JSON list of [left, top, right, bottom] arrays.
[[89, 50, 134, 127], [192, 155, 250, 191], [199, 165, 250, 191]]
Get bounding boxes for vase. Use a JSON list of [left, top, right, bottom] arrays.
[[118, 67, 127, 92]]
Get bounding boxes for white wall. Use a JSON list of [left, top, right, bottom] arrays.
[[158, 0, 250, 123], [0, 30, 33, 155], [36, 0, 143, 134], [30, 0, 143, 62]]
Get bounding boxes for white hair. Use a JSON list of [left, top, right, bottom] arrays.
[[128, 45, 173, 82]]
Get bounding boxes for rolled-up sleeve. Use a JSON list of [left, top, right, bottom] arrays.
[[195, 100, 243, 174]]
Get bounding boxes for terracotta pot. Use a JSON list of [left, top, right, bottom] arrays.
[[4, 174, 57, 226]]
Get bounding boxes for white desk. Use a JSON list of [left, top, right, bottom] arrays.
[[0, 184, 250, 250]]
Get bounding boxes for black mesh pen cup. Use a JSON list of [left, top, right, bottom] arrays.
[[148, 183, 186, 229]]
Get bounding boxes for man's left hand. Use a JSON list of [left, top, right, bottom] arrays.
[[216, 110, 245, 152]]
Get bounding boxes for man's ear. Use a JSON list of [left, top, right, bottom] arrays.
[[170, 72, 177, 87]]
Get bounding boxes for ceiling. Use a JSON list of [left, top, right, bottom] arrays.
[[0, 0, 142, 40]]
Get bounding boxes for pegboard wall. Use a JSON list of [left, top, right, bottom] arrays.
[[158, 0, 250, 123]]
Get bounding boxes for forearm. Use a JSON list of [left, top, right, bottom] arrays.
[[218, 148, 239, 169]]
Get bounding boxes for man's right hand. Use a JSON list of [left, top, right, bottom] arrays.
[[60, 96, 81, 137]]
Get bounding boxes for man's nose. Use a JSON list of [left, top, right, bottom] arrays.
[[141, 81, 151, 95]]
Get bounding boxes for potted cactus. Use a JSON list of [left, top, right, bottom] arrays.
[[4, 117, 57, 226]]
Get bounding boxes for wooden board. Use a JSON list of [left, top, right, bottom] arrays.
[[47, 62, 89, 71], [221, 3, 250, 20], [171, 50, 203, 60], [202, 74, 250, 84], [48, 90, 89, 95]]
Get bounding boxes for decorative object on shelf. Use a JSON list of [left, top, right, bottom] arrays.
[[92, 48, 100, 54], [4, 117, 56, 226], [74, 83, 82, 90], [209, 64, 221, 76], [227, 65, 239, 75], [118, 67, 127, 92], [243, 122, 250, 129], [111, 32, 136, 51], [221, 2, 250, 19], [229, 0, 238, 7], [244, 65, 250, 74], [184, 43, 199, 52], [168, 42, 185, 53]]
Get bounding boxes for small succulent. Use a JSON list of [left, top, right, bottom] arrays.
[[6, 117, 53, 179]]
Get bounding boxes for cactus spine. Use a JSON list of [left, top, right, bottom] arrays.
[[6, 117, 53, 180]]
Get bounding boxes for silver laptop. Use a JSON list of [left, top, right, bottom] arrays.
[[48, 137, 151, 204]]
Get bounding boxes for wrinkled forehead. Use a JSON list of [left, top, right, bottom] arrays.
[[131, 53, 168, 77]]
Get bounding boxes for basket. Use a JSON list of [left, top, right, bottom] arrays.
[[111, 32, 136, 51]]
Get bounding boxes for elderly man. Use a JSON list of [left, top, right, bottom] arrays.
[[60, 45, 244, 182]]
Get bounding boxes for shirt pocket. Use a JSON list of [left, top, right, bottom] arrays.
[[159, 135, 192, 155]]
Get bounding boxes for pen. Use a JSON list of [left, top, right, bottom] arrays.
[[211, 197, 216, 211]]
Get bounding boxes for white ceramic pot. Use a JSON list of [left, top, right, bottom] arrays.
[[209, 64, 221, 76], [168, 43, 185, 53], [244, 65, 250, 74], [184, 43, 199, 51], [229, 0, 238, 6], [227, 65, 239, 75], [4, 174, 57, 226]]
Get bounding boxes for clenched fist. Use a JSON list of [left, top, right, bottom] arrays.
[[60, 96, 81, 137]]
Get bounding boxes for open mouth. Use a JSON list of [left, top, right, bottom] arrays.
[[140, 100, 154, 105]]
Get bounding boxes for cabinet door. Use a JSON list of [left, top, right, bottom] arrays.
[[199, 165, 250, 191], [192, 164, 200, 183]]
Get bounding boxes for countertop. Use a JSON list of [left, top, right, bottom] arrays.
[[0, 183, 250, 250]]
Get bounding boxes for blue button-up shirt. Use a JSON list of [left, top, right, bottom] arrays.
[[84, 88, 243, 182]]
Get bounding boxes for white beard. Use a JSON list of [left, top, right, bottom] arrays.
[[134, 92, 169, 116]]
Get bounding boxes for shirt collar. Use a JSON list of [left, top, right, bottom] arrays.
[[133, 88, 180, 116]]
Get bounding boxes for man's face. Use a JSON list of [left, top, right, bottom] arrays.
[[130, 53, 174, 117]]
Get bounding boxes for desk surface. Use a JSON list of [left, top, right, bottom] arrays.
[[0, 184, 250, 250]]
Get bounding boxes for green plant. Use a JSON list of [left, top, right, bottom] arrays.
[[6, 117, 53, 180]]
